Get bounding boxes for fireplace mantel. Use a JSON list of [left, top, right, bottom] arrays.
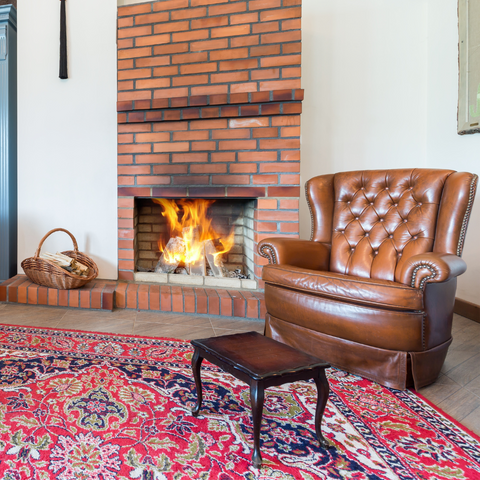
[[118, 89, 303, 126], [118, 88, 304, 113]]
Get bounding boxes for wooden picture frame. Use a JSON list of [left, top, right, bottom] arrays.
[[458, 0, 480, 135]]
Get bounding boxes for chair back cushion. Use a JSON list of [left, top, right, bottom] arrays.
[[329, 169, 454, 281]]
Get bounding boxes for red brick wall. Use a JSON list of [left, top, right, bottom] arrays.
[[117, 0, 302, 284], [118, 0, 301, 101]]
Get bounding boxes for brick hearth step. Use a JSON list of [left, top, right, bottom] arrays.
[[0, 275, 265, 319]]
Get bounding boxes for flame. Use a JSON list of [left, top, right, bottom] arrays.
[[153, 198, 235, 268]]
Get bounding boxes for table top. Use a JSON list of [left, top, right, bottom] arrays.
[[191, 331, 329, 380]]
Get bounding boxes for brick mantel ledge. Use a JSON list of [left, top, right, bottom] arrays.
[[117, 89, 304, 113]]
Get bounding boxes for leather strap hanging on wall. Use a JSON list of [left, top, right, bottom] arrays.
[[59, 0, 68, 79]]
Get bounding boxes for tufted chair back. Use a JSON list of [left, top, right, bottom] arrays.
[[306, 169, 475, 282]]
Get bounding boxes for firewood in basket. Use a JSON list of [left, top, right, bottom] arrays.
[[40, 252, 71, 267], [40, 252, 90, 276], [71, 260, 90, 277], [54, 252, 89, 275], [59, 263, 89, 277], [67, 258, 89, 273]]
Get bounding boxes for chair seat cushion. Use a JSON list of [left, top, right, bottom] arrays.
[[262, 264, 424, 311]]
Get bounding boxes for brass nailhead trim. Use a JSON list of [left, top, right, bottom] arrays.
[[411, 264, 437, 290], [457, 174, 478, 257], [305, 181, 314, 241], [259, 244, 277, 265], [422, 314, 426, 351]]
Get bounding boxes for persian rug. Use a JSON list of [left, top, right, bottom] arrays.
[[0, 325, 478, 480]]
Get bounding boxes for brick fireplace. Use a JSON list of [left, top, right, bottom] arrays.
[[117, 0, 302, 291], [2, 0, 303, 317]]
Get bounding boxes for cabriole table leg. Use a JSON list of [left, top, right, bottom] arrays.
[[191, 348, 204, 417], [250, 379, 265, 468], [314, 368, 330, 449]]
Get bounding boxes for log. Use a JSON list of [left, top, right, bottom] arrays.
[[40, 251, 89, 276], [71, 260, 90, 277], [155, 237, 185, 274], [40, 252, 71, 267], [182, 227, 206, 276], [204, 240, 224, 277], [187, 255, 206, 276]]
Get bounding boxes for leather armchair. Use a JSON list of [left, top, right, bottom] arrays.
[[258, 169, 478, 390]]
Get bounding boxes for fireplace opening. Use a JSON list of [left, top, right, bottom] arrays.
[[133, 198, 257, 290]]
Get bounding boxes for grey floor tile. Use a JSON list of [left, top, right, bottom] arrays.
[[62, 308, 137, 321], [0, 304, 66, 326], [418, 381, 462, 405], [209, 316, 265, 331], [0, 317, 64, 329], [59, 316, 135, 335], [444, 352, 480, 387], [430, 373, 459, 385], [459, 405, 480, 435], [451, 313, 477, 334], [450, 329, 480, 353], [136, 311, 211, 327], [463, 372, 480, 398], [437, 387, 480, 422], [134, 321, 215, 341], [441, 348, 479, 375]]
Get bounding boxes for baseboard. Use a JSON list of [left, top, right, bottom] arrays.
[[454, 297, 480, 324]]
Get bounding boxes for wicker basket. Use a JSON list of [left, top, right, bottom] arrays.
[[21, 228, 99, 289]]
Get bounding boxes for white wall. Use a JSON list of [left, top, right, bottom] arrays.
[[301, 0, 428, 184], [117, 0, 145, 4], [18, 0, 118, 279], [426, 0, 480, 302], [301, 0, 479, 304]]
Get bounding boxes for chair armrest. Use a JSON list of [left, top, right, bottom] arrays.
[[397, 252, 467, 289], [258, 238, 330, 270]]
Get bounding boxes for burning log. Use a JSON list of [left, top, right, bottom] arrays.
[[151, 198, 235, 278], [154, 237, 229, 277], [204, 240, 224, 277], [182, 226, 207, 276], [155, 237, 185, 274], [187, 256, 206, 276]]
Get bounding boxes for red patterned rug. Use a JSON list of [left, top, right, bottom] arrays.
[[0, 324, 478, 480]]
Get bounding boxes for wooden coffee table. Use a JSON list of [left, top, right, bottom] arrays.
[[190, 331, 331, 468]]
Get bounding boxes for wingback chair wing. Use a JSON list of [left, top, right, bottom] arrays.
[[258, 169, 478, 390]]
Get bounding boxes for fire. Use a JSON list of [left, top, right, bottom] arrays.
[[153, 198, 234, 269]]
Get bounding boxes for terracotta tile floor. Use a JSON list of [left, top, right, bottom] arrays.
[[0, 303, 478, 436]]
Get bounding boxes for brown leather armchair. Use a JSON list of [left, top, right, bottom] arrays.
[[258, 169, 478, 390]]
